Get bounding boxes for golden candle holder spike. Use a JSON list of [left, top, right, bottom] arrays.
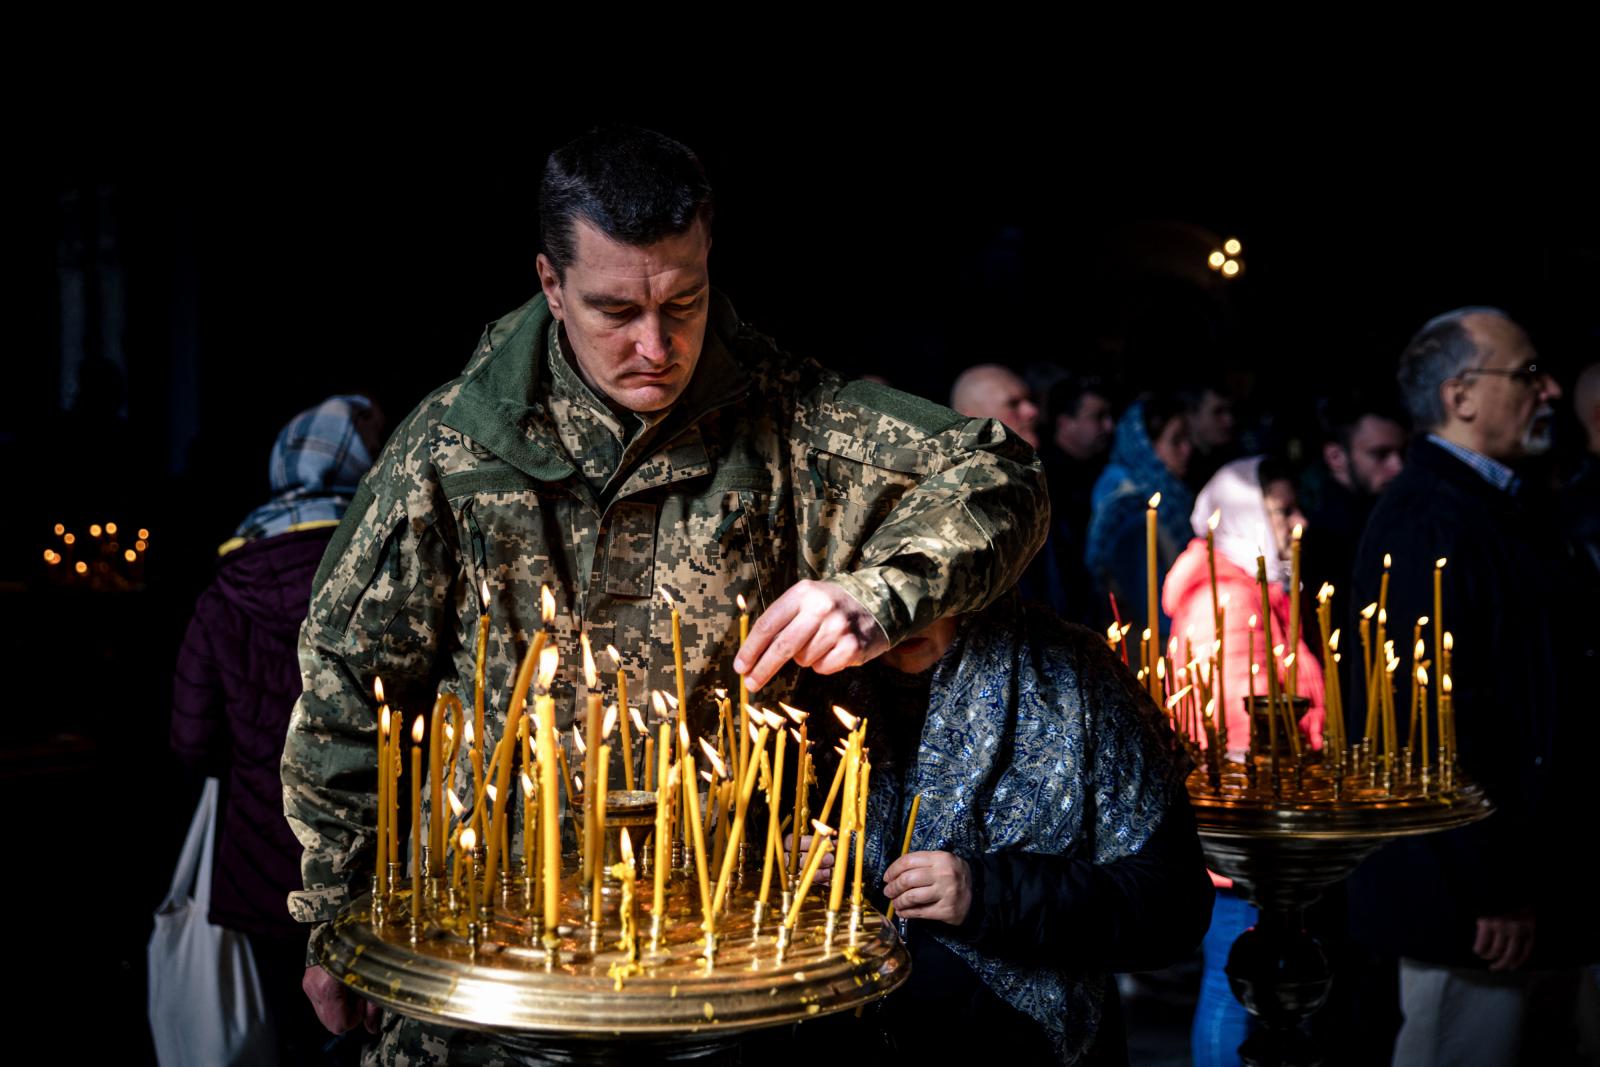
[[750, 900, 766, 939], [848, 903, 863, 945], [823, 909, 839, 955], [773, 923, 792, 964], [735, 841, 750, 888], [388, 862, 404, 899], [499, 871, 515, 911], [780, 889, 793, 918], [649, 912, 663, 954], [409, 916, 423, 947], [467, 920, 482, 960], [370, 874, 386, 928], [701, 928, 718, 969]]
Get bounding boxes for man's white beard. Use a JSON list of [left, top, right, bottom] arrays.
[[1521, 406, 1556, 455]]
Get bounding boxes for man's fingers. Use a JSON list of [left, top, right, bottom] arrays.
[[811, 633, 864, 676], [1475, 921, 1506, 964], [734, 591, 803, 678], [795, 613, 849, 670], [744, 614, 820, 692]]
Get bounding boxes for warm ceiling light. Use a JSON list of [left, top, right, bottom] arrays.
[[1221, 259, 1241, 277], [1224, 238, 1242, 255], [1207, 251, 1225, 269]]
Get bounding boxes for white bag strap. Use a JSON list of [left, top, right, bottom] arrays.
[[158, 778, 220, 912]]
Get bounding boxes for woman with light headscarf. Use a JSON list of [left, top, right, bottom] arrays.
[[1160, 454, 1324, 1067]]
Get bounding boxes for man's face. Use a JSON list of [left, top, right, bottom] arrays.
[[1153, 414, 1193, 479], [536, 217, 711, 413], [1338, 415, 1407, 496], [1451, 315, 1562, 462], [1189, 389, 1237, 451], [1054, 391, 1115, 462]]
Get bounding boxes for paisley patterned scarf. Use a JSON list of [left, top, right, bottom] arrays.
[[838, 594, 1185, 1063]]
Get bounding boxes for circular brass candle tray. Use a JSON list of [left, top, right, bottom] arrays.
[[1187, 751, 1494, 1067], [316, 850, 908, 1059]]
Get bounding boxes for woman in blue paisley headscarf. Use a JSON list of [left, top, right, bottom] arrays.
[[794, 591, 1213, 1064]]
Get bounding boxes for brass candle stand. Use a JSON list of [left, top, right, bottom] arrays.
[[1187, 747, 1493, 1067], [318, 801, 907, 1062]]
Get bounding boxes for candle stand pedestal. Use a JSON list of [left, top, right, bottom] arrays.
[[315, 862, 908, 1065], [1189, 756, 1492, 1067]]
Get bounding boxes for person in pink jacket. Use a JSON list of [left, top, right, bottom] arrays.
[[1162, 454, 1324, 1066], [1162, 455, 1324, 757]]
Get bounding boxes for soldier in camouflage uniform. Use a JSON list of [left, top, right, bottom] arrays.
[[285, 126, 1048, 1064]]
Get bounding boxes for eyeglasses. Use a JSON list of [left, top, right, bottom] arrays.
[[1458, 363, 1545, 387]]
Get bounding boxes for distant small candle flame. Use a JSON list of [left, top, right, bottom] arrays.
[[1443, 632, 1454, 651], [412, 716, 425, 743], [1292, 523, 1303, 540], [380, 705, 391, 735], [629, 706, 646, 735], [737, 593, 747, 613], [446, 792, 465, 818], [832, 706, 859, 732], [659, 587, 676, 608], [374, 677, 385, 703], [581, 634, 598, 689], [573, 724, 586, 754], [521, 770, 535, 797], [1436, 557, 1447, 569], [1208, 509, 1220, 531], [620, 828, 634, 866], [540, 585, 556, 623], [1361, 602, 1377, 620], [537, 644, 559, 688], [651, 691, 668, 717], [780, 703, 808, 723], [1149, 492, 1161, 509], [602, 705, 618, 739], [460, 827, 477, 850], [1384, 553, 1392, 569], [699, 739, 727, 778], [480, 579, 490, 606], [606, 644, 622, 668]]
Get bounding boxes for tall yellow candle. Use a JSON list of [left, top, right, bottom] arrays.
[[759, 712, 788, 913], [1255, 557, 1280, 763], [662, 588, 687, 721], [1434, 558, 1446, 757], [737, 594, 750, 782], [473, 581, 490, 789], [376, 704, 391, 898], [1146, 492, 1162, 702], [712, 725, 769, 915], [461, 827, 479, 918], [828, 732, 861, 914], [682, 751, 713, 938], [653, 757, 677, 929], [483, 625, 545, 899], [534, 648, 561, 933], [428, 692, 448, 872], [591, 745, 610, 924], [521, 768, 537, 894], [784, 822, 835, 929], [644, 734, 655, 792], [410, 716, 424, 924], [851, 756, 871, 908], [581, 635, 602, 888], [608, 645, 635, 791], [387, 707, 401, 876], [884, 793, 921, 922], [1287, 524, 1303, 699], [784, 704, 809, 881]]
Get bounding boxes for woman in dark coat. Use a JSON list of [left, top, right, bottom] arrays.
[[170, 394, 382, 1062]]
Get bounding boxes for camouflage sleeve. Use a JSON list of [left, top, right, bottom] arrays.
[[797, 377, 1048, 645], [281, 398, 458, 939]]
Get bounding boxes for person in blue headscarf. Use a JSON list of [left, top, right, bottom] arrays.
[[791, 591, 1214, 1064], [1085, 393, 1195, 640]]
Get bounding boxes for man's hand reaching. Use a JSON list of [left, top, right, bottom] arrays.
[[734, 580, 889, 691]]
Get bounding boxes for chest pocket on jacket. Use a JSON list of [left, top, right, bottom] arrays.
[[798, 438, 937, 580]]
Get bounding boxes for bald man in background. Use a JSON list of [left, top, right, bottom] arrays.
[[952, 364, 1041, 450]]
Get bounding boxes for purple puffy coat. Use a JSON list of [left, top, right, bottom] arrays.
[[170, 526, 335, 937]]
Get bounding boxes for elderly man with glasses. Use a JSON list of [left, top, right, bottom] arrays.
[[1342, 307, 1597, 1066]]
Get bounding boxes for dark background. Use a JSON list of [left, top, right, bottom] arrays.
[[4, 100, 1596, 1062]]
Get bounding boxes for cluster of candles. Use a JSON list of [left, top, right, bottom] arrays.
[[1132, 497, 1458, 797], [369, 584, 909, 968], [41, 521, 150, 585]]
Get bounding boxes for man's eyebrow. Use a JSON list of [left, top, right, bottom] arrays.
[[579, 283, 706, 309]]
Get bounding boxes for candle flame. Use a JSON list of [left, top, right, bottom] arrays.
[[412, 716, 425, 743], [1205, 698, 1216, 717], [1415, 638, 1426, 659], [1251, 663, 1260, 676], [699, 738, 727, 778], [747, 719, 763, 745], [1417, 615, 1429, 628], [1436, 557, 1447, 569], [606, 643, 622, 668], [602, 705, 618, 738], [373, 677, 385, 703], [480, 578, 490, 606], [1417, 665, 1429, 685], [1361, 602, 1377, 620], [664, 693, 679, 710], [540, 584, 556, 623], [620, 827, 634, 866], [678, 721, 690, 749], [486, 783, 497, 803], [463, 720, 474, 746], [1155, 657, 1166, 680], [1149, 492, 1161, 509], [1272, 643, 1285, 657], [581, 633, 598, 688], [1141, 627, 1153, 642], [537, 645, 559, 689], [444, 722, 455, 744], [1208, 509, 1220, 531], [629, 706, 646, 734], [1121, 622, 1134, 637], [1386, 657, 1399, 673], [1383, 553, 1392, 569], [1442, 673, 1453, 693], [666, 763, 681, 789], [1165, 685, 1193, 709], [521, 770, 535, 797], [1292, 523, 1303, 541], [447, 792, 464, 818], [737, 593, 747, 613], [460, 827, 477, 850], [659, 587, 676, 608], [573, 724, 586, 754], [573, 773, 583, 792], [701, 769, 714, 784], [1106, 622, 1122, 642], [1330, 629, 1341, 650], [833, 742, 848, 757], [138, 528, 150, 540], [1333, 652, 1342, 663], [761, 708, 786, 730], [811, 819, 834, 838], [713, 687, 728, 701], [1318, 582, 1333, 601], [1384, 640, 1395, 654], [380, 705, 391, 735], [1443, 631, 1454, 651], [780, 703, 808, 723], [1378, 609, 1388, 625], [1283, 652, 1296, 669], [832, 705, 860, 732], [1248, 614, 1258, 629], [651, 691, 668, 717]]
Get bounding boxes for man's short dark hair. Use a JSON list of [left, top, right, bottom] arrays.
[[1316, 390, 1409, 451], [1396, 306, 1508, 431], [539, 126, 715, 280], [1047, 373, 1108, 423], [1175, 375, 1231, 413], [1141, 391, 1186, 444]]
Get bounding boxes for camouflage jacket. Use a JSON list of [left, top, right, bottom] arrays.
[[282, 291, 1047, 926]]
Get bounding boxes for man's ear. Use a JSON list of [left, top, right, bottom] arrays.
[[536, 254, 564, 321], [1439, 376, 1475, 425]]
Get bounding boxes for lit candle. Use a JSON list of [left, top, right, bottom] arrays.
[[377, 700, 390, 899], [758, 710, 788, 916], [784, 704, 809, 883], [662, 588, 687, 724], [737, 594, 750, 783], [1146, 492, 1162, 701], [1434, 558, 1446, 760], [482, 619, 545, 901], [682, 751, 713, 941], [591, 744, 610, 924], [1205, 509, 1222, 633], [1287, 524, 1303, 700], [474, 581, 491, 793], [614, 829, 639, 963], [581, 635, 602, 890], [1255, 557, 1281, 765], [1359, 602, 1378, 746], [410, 716, 425, 924], [851, 755, 871, 908], [461, 826, 479, 918], [534, 647, 561, 933], [428, 692, 449, 873], [608, 645, 635, 791], [521, 768, 537, 898], [643, 731, 655, 792], [712, 722, 770, 915], [653, 751, 676, 931], [784, 821, 835, 930], [828, 729, 861, 915]]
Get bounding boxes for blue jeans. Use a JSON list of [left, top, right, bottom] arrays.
[[1192, 889, 1257, 1067]]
